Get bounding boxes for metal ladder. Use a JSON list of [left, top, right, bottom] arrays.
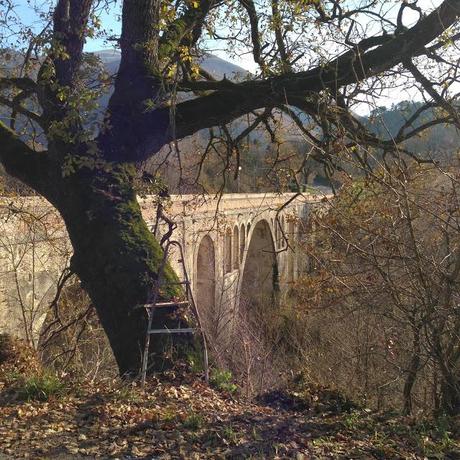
[[140, 239, 209, 385]]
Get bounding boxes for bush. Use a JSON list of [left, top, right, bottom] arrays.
[[0, 333, 15, 365], [39, 276, 117, 381], [298, 167, 460, 414], [0, 334, 41, 390]]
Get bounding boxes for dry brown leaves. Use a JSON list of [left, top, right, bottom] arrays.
[[0, 374, 459, 459]]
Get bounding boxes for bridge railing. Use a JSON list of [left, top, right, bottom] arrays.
[[139, 191, 330, 220]]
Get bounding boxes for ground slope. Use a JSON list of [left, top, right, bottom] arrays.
[[1, 374, 459, 459]]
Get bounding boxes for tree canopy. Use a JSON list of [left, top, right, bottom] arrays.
[[1, 0, 460, 170]]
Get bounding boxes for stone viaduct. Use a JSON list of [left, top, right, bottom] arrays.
[[0, 192, 326, 347]]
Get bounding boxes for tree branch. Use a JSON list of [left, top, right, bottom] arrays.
[[0, 77, 38, 93], [239, 0, 264, 67], [404, 58, 460, 126], [170, 0, 460, 133], [0, 122, 52, 196], [101, 0, 460, 163], [0, 95, 43, 127]]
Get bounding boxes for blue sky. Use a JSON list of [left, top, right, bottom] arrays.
[[2, 0, 257, 71]]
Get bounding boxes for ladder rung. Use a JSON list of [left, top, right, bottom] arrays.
[[144, 300, 189, 309], [148, 328, 195, 334]]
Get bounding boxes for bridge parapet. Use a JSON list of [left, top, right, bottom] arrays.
[[140, 192, 323, 220]]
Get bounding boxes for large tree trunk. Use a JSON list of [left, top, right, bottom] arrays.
[[52, 164, 186, 377]]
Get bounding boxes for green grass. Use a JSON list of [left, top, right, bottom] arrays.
[[343, 410, 359, 429], [210, 369, 238, 393], [186, 347, 205, 374], [183, 413, 204, 430], [16, 373, 65, 401], [221, 424, 240, 443]]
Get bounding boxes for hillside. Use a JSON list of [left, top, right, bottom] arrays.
[[94, 49, 250, 80], [365, 102, 460, 161]]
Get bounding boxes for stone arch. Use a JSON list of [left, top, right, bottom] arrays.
[[232, 225, 239, 269], [224, 227, 232, 274], [239, 219, 278, 308], [196, 235, 216, 323]]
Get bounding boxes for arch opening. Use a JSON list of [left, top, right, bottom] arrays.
[[196, 235, 216, 329], [239, 219, 278, 309]]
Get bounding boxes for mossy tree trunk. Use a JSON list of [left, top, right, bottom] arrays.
[[1, 123, 188, 377], [54, 165, 184, 377]]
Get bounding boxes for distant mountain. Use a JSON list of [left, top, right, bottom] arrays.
[[198, 54, 250, 80], [93, 49, 250, 81]]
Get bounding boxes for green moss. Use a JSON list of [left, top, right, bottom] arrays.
[[85, 164, 181, 300]]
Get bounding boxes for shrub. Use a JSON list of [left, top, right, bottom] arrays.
[[39, 276, 117, 381]]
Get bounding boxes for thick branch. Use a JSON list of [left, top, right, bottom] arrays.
[[100, 84, 276, 161], [271, 0, 290, 72], [52, 0, 93, 87], [0, 122, 52, 195], [159, 0, 216, 54], [0, 77, 38, 93], [168, 0, 460, 138], [0, 95, 43, 127]]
